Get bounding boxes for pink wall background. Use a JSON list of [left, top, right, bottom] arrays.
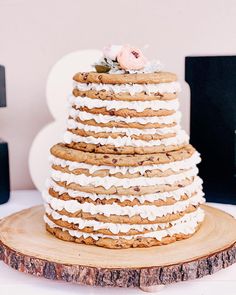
[[0, 0, 236, 190]]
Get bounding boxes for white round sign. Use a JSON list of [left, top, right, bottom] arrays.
[[29, 49, 102, 191]]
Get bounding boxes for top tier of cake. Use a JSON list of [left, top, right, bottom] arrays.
[[64, 71, 189, 155]]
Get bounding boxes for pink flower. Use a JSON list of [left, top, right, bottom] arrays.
[[103, 45, 122, 61], [117, 45, 147, 70]]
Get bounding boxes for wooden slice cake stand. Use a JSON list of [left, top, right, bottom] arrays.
[[0, 205, 235, 291]]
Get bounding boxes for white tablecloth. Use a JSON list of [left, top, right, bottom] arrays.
[[0, 190, 235, 295]]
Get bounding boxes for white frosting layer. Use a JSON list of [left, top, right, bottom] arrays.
[[45, 204, 204, 234], [50, 167, 198, 190], [63, 129, 189, 147], [49, 151, 201, 176], [67, 119, 180, 136], [74, 81, 181, 96], [69, 95, 179, 112], [47, 176, 203, 203], [44, 209, 204, 241], [70, 109, 182, 125], [43, 190, 205, 221], [67, 118, 181, 136]]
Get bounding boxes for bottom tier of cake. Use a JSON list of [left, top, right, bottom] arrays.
[[44, 205, 205, 249], [44, 142, 205, 249]]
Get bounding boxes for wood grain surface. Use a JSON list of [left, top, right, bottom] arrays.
[[0, 205, 235, 288]]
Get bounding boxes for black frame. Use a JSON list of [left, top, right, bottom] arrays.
[[185, 56, 236, 204], [0, 65, 10, 204]]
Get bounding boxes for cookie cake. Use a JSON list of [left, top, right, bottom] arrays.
[[43, 44, 205, 249]]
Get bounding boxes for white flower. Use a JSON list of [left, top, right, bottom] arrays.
[[103, 45, 123, 61], [142, 60, 162, 73]]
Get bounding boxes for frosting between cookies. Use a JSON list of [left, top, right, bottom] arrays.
[[74, 81, 181, 96], [46, 176, 203, 203], [67, 119, 180, 136], [43, 190, 205, 221], [69, 95, 179, 112], [45, 205, 204, 234], [70, 109, 181, 125], [49, 151, 201, 175], [44, 208, 204, 240], [63, 129, 189, 147], [50, 167, 198, 189]]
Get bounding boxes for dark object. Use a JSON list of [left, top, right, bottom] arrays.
[[0, 65, 10, 204], [186, 56, 236, 204], [0, 66, 6, 107], [0, 140, 10, 204]]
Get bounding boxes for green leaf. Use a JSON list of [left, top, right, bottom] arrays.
[[95, 64, 111, 73]]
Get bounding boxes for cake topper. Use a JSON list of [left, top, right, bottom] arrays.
[[94, 44, 162, 74]]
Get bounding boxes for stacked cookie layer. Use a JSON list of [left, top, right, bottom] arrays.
[[43, 71, 205, 249]]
